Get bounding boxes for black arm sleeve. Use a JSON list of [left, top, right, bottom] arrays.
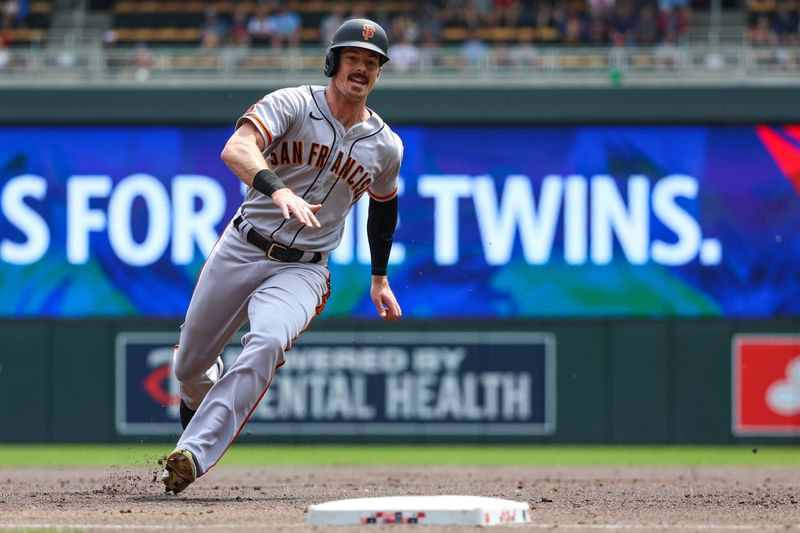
[[367, 196, 398, 276]]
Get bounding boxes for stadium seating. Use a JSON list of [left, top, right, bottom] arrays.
[[1, 1, 53, 46], [441, 26, 561, 45], [4, 0, 766, 74], [28, 0, 54, 28], [745, 0, 799, 36], [104, 0, 596, 48], [110, 1, 418, 46], [2, 27, 47, 46]]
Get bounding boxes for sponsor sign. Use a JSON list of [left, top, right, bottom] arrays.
[[4, 125, 800, 318], [115, 331, 556, 437], [732, 334, 800, 436]]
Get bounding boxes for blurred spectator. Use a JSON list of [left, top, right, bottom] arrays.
[[561, 14, 587, 45], [654, 25, 682, 68], [102, 28, 117, 47], [746, 0, 776, 28], [534, 2, 555, 33], [269, 1, 301, 48], [440, 0, 464, 25], [133, 42, 154, 82], [749, 13, 778, 45], [0, 37, 10, 69], [585, 12, 609, 44], [56, 47, 76, 67], [747, 7, 797, 67], [319, 5, 345, 46], [491, 0, 521, 27], [509, 29, 539, 67], [658, 0, 689, 13], [347, 3, 369, 20], [492, 42, 514, 67], [2, 0, 16, 29], [657, 5, 689, 45], [228, 5, 251, 48], [460, 27, 489, 68], [2, 0, 29, 29], [418, 26, 443, 67], [586, 0, 615, 19], [773, 0, 799, 44], [102, 29, 127, 70], [517, 0, 538, 27], [635, 4, 661, 45], [387, 32, 420, 71], [200, 6, 227, 49], [390, 13, 419, 45], [419, 24, 442, 48], [419, 1, 444, 44], [370, 1, 392, 31], [608, 0, 637, 45], [551, 1, 568, 34], [247, 2, 274, 46], [443, 0, 485, 30], [472, 0, 495, 24]]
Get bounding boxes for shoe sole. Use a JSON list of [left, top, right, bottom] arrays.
[[161, 449, 197, 494]]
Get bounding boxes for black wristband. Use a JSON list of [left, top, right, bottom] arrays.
[[252, 168, 287, 197]]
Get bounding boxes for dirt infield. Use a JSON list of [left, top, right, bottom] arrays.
[[0, 464, 798, 532]]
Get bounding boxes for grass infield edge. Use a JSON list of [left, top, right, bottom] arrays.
[[0, 444, 796, 467]]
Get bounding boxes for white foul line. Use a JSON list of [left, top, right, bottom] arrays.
[[2, 524, 799, 531], [0, 525, 306, 531], [530, 526, 800, 530]]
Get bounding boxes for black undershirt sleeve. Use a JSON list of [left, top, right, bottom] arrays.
[[367, 196, 398, 276]]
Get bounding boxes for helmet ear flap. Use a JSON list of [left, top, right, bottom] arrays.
[[323, 48, 337, 77]]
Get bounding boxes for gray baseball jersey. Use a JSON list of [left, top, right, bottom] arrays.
[[237, 84, 403, 257], [170, 84, 403, 477]]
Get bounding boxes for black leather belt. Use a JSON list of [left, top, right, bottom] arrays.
[[233, 215, 321, 264]]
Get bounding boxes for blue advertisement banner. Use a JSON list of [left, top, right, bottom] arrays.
[[3, 125, 800, 317], [114, 331, 556, 437]]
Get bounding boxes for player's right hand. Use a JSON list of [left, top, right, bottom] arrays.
[[271, 189, 322, 228]]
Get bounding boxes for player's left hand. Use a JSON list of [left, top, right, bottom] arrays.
[[370, 275, 401, 321]]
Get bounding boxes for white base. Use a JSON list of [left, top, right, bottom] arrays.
[[307, 495, 531, 526]]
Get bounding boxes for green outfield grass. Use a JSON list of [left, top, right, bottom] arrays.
[[0, 444, 796, 467]]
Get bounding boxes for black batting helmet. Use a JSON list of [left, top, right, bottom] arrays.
[[323, 18, 390, 77]]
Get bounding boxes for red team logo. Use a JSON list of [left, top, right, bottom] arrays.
[[733, 335, 800, 435], [362, 23, 375, 40]]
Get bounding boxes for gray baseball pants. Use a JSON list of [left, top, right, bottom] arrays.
[[172, 221, 330, 474]]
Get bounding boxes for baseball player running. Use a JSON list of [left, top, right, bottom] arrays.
[[161, 18, 403, 494]]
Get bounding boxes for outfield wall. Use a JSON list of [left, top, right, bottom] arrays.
[[2, 318, 799, 444], [2, 86, 800, 124], [1, 86, 798, 443]]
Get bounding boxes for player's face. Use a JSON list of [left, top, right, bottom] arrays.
[[333, 47, 382, 101]]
